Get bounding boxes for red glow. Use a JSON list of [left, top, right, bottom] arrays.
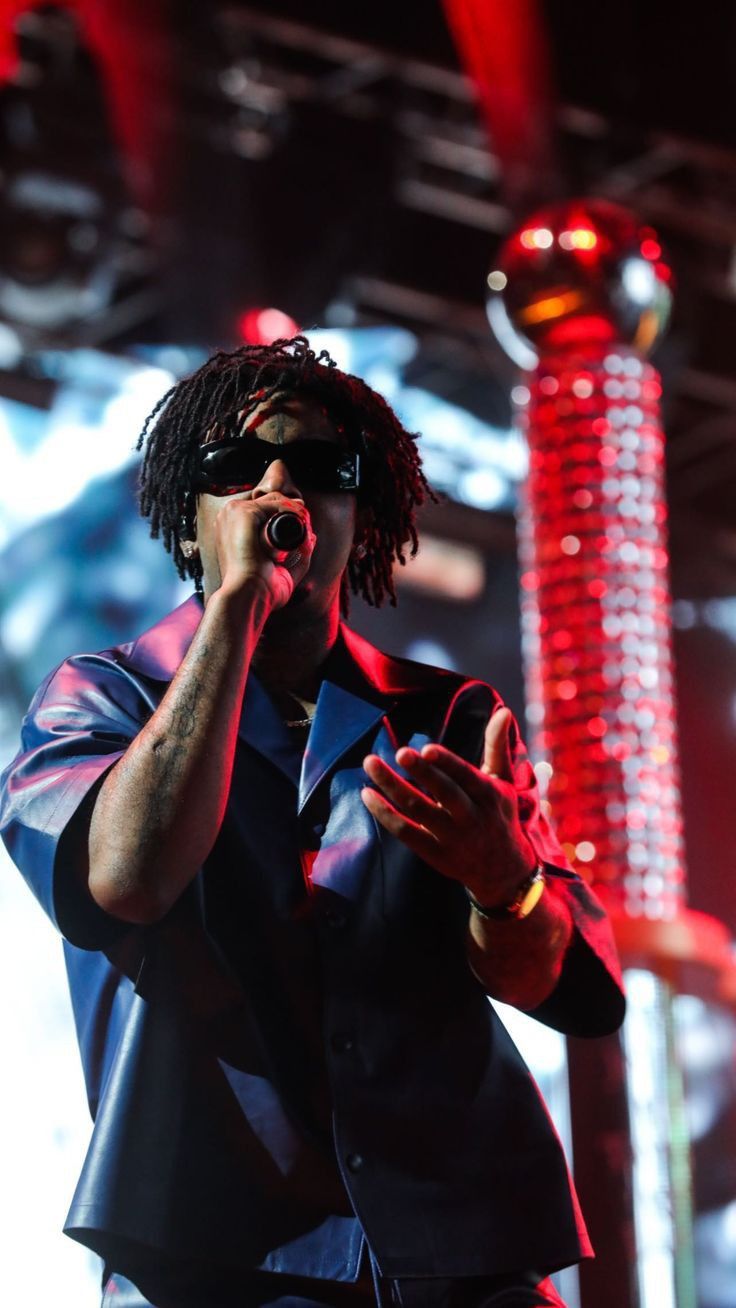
[[520, 347, 686, 919], [557, 680, 578, 700], [546, 314, 617, 347], [640, 238, 662, 261], [238, 308, 299, 346], [441, 0, 555, 202], [551, 629, 573, 649]]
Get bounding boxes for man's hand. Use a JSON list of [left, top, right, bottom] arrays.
[[361, 707, 537, 907], [362, 706, 574, 1009], [213, 492, 316, 610]]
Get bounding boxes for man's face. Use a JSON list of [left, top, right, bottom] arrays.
[[194, 394, 359, 620]]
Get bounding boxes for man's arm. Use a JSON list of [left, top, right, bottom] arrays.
[[88, 493, 311, 925], [88, 583, 267, 924]]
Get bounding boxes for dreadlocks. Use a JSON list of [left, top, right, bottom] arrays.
[[136, 335, 434, 611]]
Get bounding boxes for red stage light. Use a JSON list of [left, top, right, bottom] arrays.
[[491, 200, 673, 358], [237, 307, 299, 346]]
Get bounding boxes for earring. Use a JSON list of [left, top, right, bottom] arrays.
[[178, 492, 195, 541], [178, 492, 198, 561], [352, 542, 367, 561]]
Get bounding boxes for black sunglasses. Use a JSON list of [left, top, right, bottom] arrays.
[[194, 437, 361, 496]]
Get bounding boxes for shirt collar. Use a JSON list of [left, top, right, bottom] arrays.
[[118, 593, 460, 701], [114, 593, 463, 807]]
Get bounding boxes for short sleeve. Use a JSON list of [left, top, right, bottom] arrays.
[[0, 652, 157, 949], [505, 712, 626, 1037]]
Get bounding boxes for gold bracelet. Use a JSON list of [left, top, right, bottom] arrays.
[[466, 865, 545, 921]]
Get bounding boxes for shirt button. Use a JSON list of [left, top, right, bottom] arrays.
[[312, 821, 326, 837], [346, 1153, 364, 1173], [325, 908, 347, 929], [331, 1032, 355, 1054]]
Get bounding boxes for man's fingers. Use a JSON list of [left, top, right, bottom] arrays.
[[360, 787, 443, 865], [363, 755, 453, 833], [481, 707, 515, 781], [418, 743, 496, 806], [394, 748, 474, 821]]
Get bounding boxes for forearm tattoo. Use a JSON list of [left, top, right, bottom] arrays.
[[120, 641, 213, 873]]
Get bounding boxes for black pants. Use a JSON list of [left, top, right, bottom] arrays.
[[101, 1267, 567, 1307]]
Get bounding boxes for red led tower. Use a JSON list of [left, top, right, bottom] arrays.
[[520, 351, 683, 918], [489, 200, 681, 919]]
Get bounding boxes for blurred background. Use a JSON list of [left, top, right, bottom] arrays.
[[2, 3, 736, 1305]]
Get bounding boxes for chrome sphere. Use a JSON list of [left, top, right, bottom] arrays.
[[487, 199, 673, 361]]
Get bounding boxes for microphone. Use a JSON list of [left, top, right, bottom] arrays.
[[264, 511, 307, 552]]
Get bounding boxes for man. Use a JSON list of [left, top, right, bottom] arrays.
[[1, 337, 624, 1308]]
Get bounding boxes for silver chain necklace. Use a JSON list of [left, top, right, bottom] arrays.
[[283, 692, 316, 729]]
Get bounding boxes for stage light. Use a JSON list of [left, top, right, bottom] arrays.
[[0, 169, 117, 334], [640, 235, 662, 261], [458, 467, 506, 509], [487, 269, 508, 291], [237, 307, 300, 345], [519, 226, 554, 250], [487, 199, 673, 358], [560, 535, 581, 555], [559, 228, 598, 251], [623, 257, 658, 306]]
